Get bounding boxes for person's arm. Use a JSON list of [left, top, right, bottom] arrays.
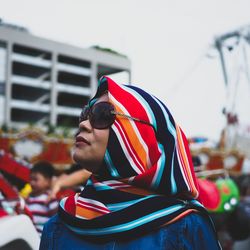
[[48, 169, 91, 200]]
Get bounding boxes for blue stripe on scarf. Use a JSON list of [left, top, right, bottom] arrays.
[[106, 194, 159, 211], [151, 96, 176, 139], [67, 204, 184, 235], [151, 143, 165, 189], [171, 145, 178, 194], [104, 150, 120, 177]]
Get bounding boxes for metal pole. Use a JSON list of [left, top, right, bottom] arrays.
[[215, 38, 228, 86]]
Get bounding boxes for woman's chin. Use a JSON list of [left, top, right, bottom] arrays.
[[72, 155, 100, 173]]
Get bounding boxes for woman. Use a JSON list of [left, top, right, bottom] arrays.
[[40, 76, 221, 249]]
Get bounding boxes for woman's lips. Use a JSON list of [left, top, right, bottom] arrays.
[[75, 135, 90, 146]]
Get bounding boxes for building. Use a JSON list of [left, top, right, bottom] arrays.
[[0, 22, 131, 131]]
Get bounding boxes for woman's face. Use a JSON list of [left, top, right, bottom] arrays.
[[73, 94, 110, 173]]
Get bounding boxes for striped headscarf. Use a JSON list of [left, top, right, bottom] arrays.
[[59, 76, 206, 240]]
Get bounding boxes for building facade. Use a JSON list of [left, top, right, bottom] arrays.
[[0, 24, 131, 130]]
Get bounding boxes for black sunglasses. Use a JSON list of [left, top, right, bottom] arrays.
[[79, 102, 156, 133]]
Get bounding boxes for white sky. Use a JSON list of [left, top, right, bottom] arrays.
[[1, 0, 250, 141]]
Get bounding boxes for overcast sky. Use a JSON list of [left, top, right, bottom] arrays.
[[1, 0, 250, 141]]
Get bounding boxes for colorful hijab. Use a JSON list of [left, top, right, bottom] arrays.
[[59, 76, 206, 240]]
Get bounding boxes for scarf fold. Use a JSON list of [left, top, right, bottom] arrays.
[[59, 76, 206, 239]]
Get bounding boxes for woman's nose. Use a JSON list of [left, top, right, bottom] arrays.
[[79, 119, 92, 132]]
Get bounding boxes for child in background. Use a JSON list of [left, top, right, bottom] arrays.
[[26, 161, 58, 235]]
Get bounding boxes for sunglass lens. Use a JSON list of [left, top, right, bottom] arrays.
[[79, 106, 89, 122], [91, 102, 115, 129]]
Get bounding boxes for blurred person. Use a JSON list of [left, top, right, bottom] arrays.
[[40, 76, 221, 249], [236, 174, 250, 199], [226, 174, 250, 247], [26, 161, 58, 235]]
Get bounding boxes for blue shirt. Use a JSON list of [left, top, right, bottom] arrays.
[[40, 213, 221, 250]]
